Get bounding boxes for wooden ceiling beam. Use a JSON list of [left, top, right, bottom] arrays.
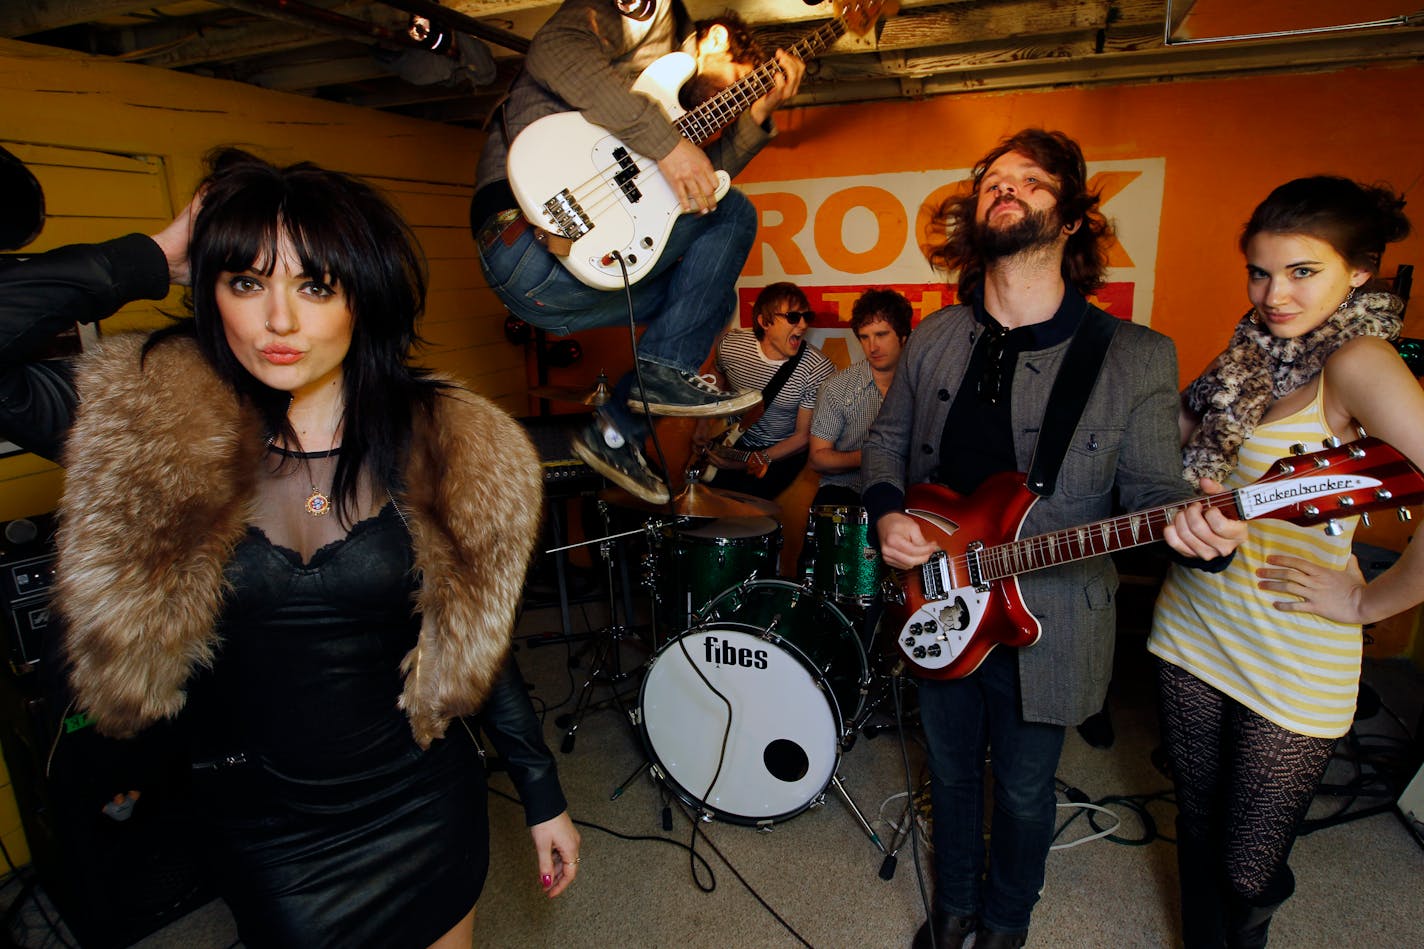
[[0, 1, 151, 38], [791, 24, 1424, 105]]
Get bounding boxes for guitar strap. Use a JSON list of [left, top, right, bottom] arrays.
[[761, 345, 806, 409], [1024, 303, 1120, 497]]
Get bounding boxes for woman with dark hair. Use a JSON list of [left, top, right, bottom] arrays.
[[0, 149, 579, 948], [1149, 176, 1420, 947]]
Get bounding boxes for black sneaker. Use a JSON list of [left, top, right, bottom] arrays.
[[571, 422, 669, 504], [626, 361, 761, 417]]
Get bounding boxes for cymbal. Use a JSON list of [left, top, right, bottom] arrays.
[[598, 481, 779, 519], [529, 374, 611, 407]]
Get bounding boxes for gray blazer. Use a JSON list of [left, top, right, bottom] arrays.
[[863, 304, 1192, 725]]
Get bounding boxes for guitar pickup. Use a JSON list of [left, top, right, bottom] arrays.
[[965, 541, 985, 590], [610, 147, 643, 203]]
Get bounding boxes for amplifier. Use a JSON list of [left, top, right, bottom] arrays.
[[2, 514, 58, 673], [520, 413, 601, 495]]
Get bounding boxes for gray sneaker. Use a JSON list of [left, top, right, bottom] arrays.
[[626, 361, 761, 417], [571, 421, 669, 504]]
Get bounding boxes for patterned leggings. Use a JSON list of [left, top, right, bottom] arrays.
[[1155, 658, 1337, 899]]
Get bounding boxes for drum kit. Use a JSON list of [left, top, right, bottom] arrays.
[[544, 488, 912, 856], [535, 383, 916, 862]]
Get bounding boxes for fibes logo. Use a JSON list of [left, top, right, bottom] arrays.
[[703, 636, 769, 670]]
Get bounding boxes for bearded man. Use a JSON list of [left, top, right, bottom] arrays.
[[861, 129, 1244, 948]]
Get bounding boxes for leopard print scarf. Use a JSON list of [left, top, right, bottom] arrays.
[[1182, 290, 1403, 485]]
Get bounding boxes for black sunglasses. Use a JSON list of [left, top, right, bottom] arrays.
[[778, 310, 815, 325]]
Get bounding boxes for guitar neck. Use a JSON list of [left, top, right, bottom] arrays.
[[676, 20, 845, 146], [975, 493, 1242, 584]]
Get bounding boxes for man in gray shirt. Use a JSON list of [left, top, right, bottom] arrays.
[[469, 1, 803, 503]]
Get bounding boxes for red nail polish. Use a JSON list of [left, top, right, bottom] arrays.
[[541, 874, 552, 888]]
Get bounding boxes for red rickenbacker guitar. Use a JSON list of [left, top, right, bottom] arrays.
[[884, 437, 1424, 680]]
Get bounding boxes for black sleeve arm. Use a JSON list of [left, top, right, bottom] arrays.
[[477, 655, 569, 826], [0, 234, 170, 460]]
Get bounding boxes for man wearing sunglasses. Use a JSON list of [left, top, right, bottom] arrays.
[[861, 129, 1244, 949], [702, 282, 834, 499]]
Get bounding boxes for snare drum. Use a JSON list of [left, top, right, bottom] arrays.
[[658, 517, 781, 631], [637, 579, 868, 825], [808, 505, 883, 607]]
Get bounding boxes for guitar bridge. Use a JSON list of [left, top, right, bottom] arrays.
[[542, 189, 592, 240]]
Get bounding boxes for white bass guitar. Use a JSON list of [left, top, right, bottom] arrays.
[[505, 2, 893, 290]]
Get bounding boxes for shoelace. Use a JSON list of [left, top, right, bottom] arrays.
[[692, 372, 725, 394]]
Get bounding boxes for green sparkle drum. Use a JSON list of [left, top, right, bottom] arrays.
[[658, 517, 782, 631], [808, 505, 884, 608]]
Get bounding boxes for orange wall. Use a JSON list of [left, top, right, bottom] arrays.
[[738, 63, 1424, 385]]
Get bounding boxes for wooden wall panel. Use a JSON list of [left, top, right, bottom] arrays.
[[0, 39, 509, 522]]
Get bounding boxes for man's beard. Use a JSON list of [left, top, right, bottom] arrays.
[[976, 198, 1062, 260]]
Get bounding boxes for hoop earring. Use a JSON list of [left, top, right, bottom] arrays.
[[1249, 308, 1261, 325], [1336, 286, 1358, 312]]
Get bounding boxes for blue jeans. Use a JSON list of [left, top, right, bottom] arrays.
[[918, 646, 1066, 933], [477, 188, 757, 379]]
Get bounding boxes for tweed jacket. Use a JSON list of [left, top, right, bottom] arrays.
[[863, 302, 1193, 725]]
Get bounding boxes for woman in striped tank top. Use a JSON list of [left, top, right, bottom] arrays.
[[1149, 177, 1419, 948]]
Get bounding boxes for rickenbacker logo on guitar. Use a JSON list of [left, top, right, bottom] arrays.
[[703, 635, 769, 670], [1237, 475, 1379, 518]]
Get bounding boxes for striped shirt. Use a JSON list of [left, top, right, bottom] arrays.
[[716, 329, 834, 448], [1149, 375, 1363, 738], [810, 359, 884, 493]]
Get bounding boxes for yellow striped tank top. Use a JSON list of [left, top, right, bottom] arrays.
[[1149, 374, 1362, 738]]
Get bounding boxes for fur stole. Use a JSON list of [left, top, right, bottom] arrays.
[[57, 334, 543, 748]]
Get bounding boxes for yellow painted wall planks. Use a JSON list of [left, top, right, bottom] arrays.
[[0, 38, 516, 525]]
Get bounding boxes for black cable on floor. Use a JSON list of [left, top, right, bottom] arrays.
[[666, 799, 816, 949], [1051, 779, 1177, 847], [894, 672, 935, 941]]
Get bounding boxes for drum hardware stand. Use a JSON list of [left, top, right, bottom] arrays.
[[829, 773, 888, 854], [552, 502, 672, 753]]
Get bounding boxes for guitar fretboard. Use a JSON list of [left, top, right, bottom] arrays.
[[676, 20, 846, 145], [974, 501, 1224, 582]]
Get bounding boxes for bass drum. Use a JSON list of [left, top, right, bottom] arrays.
[[637, 579, 867, 825]]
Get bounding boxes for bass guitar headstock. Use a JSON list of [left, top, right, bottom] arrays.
[[834, 0, 899, 37]]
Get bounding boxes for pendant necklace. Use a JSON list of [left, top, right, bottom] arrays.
[[304, 480, 332, 517], [271, 395, 339, 517]]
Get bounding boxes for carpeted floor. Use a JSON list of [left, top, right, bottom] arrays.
[[7, 574, 1423, 948]]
